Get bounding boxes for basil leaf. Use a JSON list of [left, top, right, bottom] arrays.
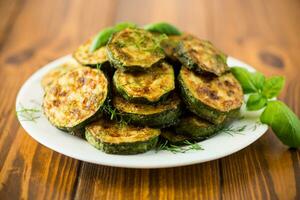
[[262, 76, 285, 98], [246, 93, 268, 111], [89, 22, 138, 52], [114, 22, 137, 32], [89, 27, 115, 52], [144, 22, 182, 35], [231, 67, 263, 93], [251, 72, 265, 91], [260, 100, 300, 148]]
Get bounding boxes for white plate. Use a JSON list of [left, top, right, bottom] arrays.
[[16, 55, 268, 168]]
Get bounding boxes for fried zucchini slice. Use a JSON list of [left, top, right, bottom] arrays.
[[41, 60, 80, 91], [175, 113, 223, 139], [70, 128, 86, 138], [43, 67, 109, 131], [113, 62, 175, 104], [113, 93, 182, 128], [160, 35, 181, 61], [160, 130, 192, 144], [73, 38, 108, 66], [178, 67, 243, 124], [176, 34, 229, 76], [85, 119, 160, 154], [106, 28, 165, 71]]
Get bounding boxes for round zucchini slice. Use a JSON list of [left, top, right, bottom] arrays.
[[73, 38, 108, 66], [174, 113, 223, 139], [175, 34, 229, 76], [41, 60, 80, 91], [85, 119, 160, 154], [113, 93, 182, 128], [43, 67, 109, 131], [160, 129, 192, 144], [106, 28, 165, 71], [178, 67, 243, 124], [160, 35, 181, 61], [70, 127, 86, 138], [113, 62, 175, 104]]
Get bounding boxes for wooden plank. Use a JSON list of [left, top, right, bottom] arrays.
[[74, 162, 221, 200], [0, 0, 23, 49], [0, 0, 115, 199]]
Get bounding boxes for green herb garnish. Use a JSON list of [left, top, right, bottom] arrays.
[[156, 139, 203, 153], [95, 63, 102, 70], [89, 22, 137, 52], [260, 101, 300, 148], [144, 22, 182, 36], [221, 124, 247, 136], [220, 122, 261, 136], [231, 67, 300, 147], [101, 101, 130, 127], [16, 104, 41, 122]]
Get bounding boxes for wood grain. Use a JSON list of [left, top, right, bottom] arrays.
[[0, 0, 299, 199]]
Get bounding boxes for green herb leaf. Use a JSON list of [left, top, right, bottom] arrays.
[[246, 93, 268, 111], [114, 22, 137, 32], [251, 72, 265, 91], [221, 124, 247, 136], [231, 67, 264, 93], [16, 104, 41, 122], [156, 139, 203, 153], [89, 22, 138, 52], [89, 27, 115, 52], [144, 22, 182, 35], [260, 100, 300, 148], [262, 76, 285, 98]]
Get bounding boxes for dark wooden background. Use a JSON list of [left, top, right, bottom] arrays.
[[0, 0, 299, 199]]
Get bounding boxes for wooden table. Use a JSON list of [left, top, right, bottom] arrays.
[[0, 0, 299, 199]]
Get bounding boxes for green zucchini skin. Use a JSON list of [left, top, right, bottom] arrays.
[[174, 113, 224, 139], [70, 127, 86, 138], [85, 119, 160, 155], [114, 85, 171, 105], [54, 111, 104, 132], [178, 78, 240, 124], [175, 34, 229, 76], [120, 107, 181, 128], [178, 84, 227, 124], [113, 93, 182, 128], [160, 130, 192, 144], [86, 131, 158, 154], [113, 62, 175, 104], [106, 28, 165, 71], [178, 67, 243, 124]]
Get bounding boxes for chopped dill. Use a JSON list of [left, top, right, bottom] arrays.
[[16, 104, 41, 123], [220, 124, 247, 136], [156, 139, 203, 154], [96, 63, 102, 70], [100, 101, 130, 127]]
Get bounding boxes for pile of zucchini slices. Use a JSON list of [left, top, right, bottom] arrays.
[[42, 25, 243, 155]]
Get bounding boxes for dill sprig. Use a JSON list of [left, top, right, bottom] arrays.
[[101, 101, 131, 127], [16, 104, 41, 122], [221, 124, 247, 136], [156, 139, 203, 154], [220, 120, 263, 136], [96, 63, 102, 70]]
